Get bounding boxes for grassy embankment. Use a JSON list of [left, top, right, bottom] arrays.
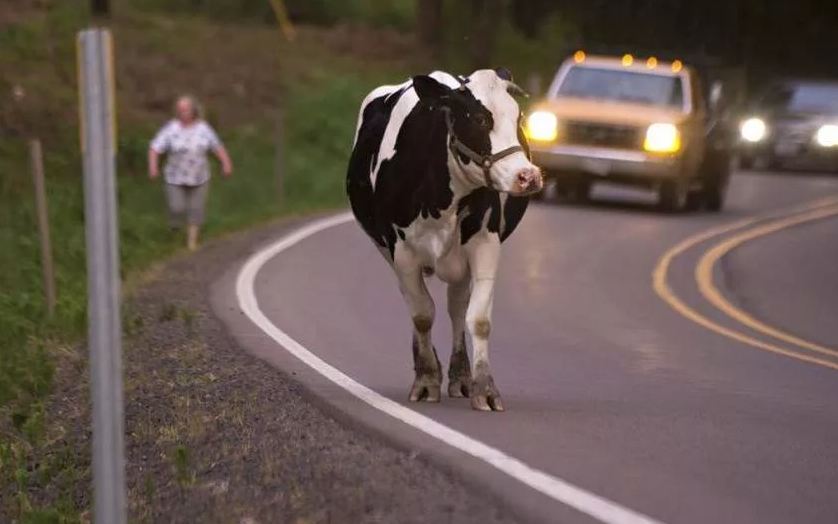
[[0, 1, 569, 517], [0, 2, 421, 519]]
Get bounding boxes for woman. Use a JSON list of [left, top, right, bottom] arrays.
[[148, 95, 233, 250]]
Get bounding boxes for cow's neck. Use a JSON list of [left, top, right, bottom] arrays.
[[399, 169, 470, 264], [448, 155, 485, 200]]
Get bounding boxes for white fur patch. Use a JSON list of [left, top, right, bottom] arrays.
[[464, 70, 535, 193]]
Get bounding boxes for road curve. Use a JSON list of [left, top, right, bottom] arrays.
[[217, 172, 838, 524]]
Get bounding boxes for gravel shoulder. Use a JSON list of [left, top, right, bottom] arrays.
[[26, 215, 517, 523]]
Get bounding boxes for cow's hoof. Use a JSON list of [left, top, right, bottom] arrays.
[[447, 379, 470, 398], [471, 394, 504, 412], [470, 375, 504, 412], [408, 380, 441, 403]]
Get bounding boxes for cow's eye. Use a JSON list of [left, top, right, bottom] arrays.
[[474, 114, 490, 129]]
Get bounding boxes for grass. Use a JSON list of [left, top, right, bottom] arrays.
[[129, 0, 415, 29], [0, 2, 418, 520], [0, 1, 569, 519]]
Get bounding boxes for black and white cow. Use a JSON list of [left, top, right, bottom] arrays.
[[346, 69, 542, 412]]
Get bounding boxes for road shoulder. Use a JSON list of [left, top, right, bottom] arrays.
[[25, 215, 519, 523], [141, 215, 522, 523]]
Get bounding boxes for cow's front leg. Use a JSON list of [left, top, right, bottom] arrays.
[[465, 236, 504, 412], [394, 261, 442, 403], [446, 277, 472, 398]]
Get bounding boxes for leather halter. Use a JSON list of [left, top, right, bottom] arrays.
[[440, 105, 525, 189], [419, 75, 525, 188]]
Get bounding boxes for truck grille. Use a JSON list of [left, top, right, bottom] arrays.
[[564, 121, 642, 149]]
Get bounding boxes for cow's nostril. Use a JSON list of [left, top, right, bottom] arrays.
[[517, 169, 539, 187]]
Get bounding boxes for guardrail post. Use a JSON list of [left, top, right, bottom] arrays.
[[29, 138, 57, 317], [78, 27, 126, 524]]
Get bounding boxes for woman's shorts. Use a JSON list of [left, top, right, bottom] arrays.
[[165, 183, 208, 226]]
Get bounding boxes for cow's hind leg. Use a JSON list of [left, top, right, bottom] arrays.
[[447, 278, 472, 398], [395, 265, 442, 403]]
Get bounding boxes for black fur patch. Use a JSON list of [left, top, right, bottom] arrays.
[[457, 187, 501, 245], [346, 88, 407, 250], [370, 97, 454, 257], [347, 75, 530, 258], [501, 195, 528, 242]]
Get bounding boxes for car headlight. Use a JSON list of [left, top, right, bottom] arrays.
[[526, 111, 558, 141], [816, 125, 838, 147], [740, 117, 767, 143], [644, 123, 681, 153]]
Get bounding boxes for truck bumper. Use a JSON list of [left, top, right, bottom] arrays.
[[531, 144, 682, 180], [738, 140, 838, 172]]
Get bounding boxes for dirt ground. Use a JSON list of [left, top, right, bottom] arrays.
[[26, 217, 518, 523]]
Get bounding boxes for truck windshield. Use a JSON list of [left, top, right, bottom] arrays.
[[760, 84, 838, 115], [558, 66, 685, 109], [788, 85, 838, 115]]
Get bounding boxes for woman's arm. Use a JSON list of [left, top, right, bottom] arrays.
[[149, 122, 172, 179], [148, 148, 161, 179], [213, 145, 233, 177]]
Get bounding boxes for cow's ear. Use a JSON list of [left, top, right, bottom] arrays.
[[495, 67, 514, 82], [412, 75, 450, 102]]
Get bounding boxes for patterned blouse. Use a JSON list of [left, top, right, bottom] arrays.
[[150, 120, 222, 186]]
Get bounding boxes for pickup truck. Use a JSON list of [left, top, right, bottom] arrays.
[[526, 53, 731, 212]]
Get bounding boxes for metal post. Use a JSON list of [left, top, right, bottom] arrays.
[[268, 0, 294, 205], [29, 138, 57, 317], [78, 28, 126, 524]]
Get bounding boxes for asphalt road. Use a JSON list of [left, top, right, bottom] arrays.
[[219, 171, 838, 524]]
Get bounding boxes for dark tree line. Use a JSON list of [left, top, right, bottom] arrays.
[[416, 0, 506, 68], [416, 0, 838, 78], [91, 0, 109, 16], [509, 0, 838, 77]]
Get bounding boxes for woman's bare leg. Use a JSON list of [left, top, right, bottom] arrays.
[[187, 225, 199, 251]]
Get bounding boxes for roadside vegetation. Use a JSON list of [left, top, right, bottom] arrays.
[[0, 0, 573, 520], [0, 1, 425, 520]]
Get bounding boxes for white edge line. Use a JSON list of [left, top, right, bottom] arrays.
[[235, 212, 663, 524]]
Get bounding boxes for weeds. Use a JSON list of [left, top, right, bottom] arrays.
[[173, 444, 194, 487], [158, 303, 179, 323], [1, 1, 415, 521], [123, 307, 145, 337]]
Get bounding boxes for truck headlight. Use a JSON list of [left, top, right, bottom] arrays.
[[526, 111, 558, 142], [644, 123, 681, 153], [816, 125, 838, 147], [740, 117, 767, 143]]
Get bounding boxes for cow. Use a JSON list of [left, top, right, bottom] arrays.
[[346, 69, 542, 412]]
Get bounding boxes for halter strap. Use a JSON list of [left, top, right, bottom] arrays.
[[441, 107, 524, 188]]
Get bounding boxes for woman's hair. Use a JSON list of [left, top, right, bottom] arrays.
[[174, 95, 204, 120]]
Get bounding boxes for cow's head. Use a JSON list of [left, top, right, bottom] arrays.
[[412, 69, 542, 196]]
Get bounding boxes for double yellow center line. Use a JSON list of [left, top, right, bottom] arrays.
[[653, 196, 838, 371]]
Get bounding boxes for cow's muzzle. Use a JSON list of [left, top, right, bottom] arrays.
[[513, 166, 543, 195]]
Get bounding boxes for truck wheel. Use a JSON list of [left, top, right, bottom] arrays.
[[566, 180, 592, 203], [753, 154, 778, 172], [685, 191, 703, 211], [658, 180, 688, 213], [737, 154, 754, 170], [703, 181, 726, 212]]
